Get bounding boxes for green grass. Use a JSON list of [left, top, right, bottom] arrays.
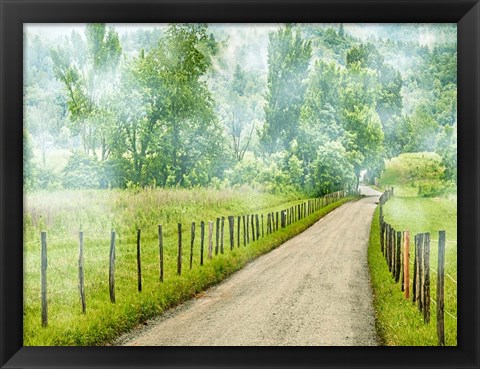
[[24, 186, 356, 345], [378, 152, 445, 197], [368, 207, 457, 346], [368, 152, 457, 346]]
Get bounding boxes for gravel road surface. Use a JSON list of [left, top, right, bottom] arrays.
[[117, 186, 381, 346]]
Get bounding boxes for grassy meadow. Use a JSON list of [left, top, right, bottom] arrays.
[[24, 186, 355, 345], [368, 152, 457, 345]]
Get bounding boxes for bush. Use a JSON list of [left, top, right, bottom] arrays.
[[308, 140, 356, 196], [35, 166, 61, 191], [62, 151, 101, 189], [418, 181, 445, 197]]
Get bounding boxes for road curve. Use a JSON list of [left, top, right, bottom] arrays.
[[117, 186, 381, 346]]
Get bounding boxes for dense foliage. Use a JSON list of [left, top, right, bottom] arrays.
[[24, 23, 457, 196]]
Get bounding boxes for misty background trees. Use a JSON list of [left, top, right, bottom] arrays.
[[24, 23, 457, 196]]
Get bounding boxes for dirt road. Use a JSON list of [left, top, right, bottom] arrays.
[[117, 186, 381, 346]]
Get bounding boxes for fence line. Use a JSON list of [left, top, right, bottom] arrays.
[[379, 188, 453, 345], [33, 189, 359, 327]]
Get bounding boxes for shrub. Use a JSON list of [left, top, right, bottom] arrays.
[[62, 151, 100, 189], [418, 181, 445, 197]]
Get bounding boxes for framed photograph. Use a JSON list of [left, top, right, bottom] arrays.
[[1, 0, 479, 368]]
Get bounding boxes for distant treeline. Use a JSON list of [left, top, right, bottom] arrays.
[[24, 23, 457, 196]]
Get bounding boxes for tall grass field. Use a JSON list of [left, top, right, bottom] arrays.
[[368, 152, 457, 345], [24, 186, 354, 345]]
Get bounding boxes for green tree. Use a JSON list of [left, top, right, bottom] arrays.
[[260, 25, 312, 153], [340, 61, 385, 187], [403, 105, 439, 153], [23, 129, 36, 191], [376, 64, 403, 158], [436, 124, 457, 184], [51, 24, 122, 160], [309, 140, 356, 195], [214, 64, 263, 162], [115, 24, 226, 187], [297, 60, 350, 189]]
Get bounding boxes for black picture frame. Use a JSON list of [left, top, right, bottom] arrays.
[[1, 0, 479, 368]]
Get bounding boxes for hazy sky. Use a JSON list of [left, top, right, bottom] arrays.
[[25, 23, 455, 48]]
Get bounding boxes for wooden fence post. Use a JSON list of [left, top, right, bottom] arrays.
[[417, 233, 424, 311], [208, 221, 213, 260], [78, 231, 86, 314], [390, 228, 396, 274], [383, 221, 387, 257], [158, 225, 163, 282], [395, 231, 402, 282], [276, 212, 279, 231], [388, 225, 392, 262], [237, 216, 241, 247], [251, 214, 255, 241], [109, 230, 116, 303], [261, 214, 264, 238], [423, 233, 431, 323], [380, 214, 384, 254], [403, 231, 410, 299], [200, 221, 205, 265], [401, 239, 404, 290], [387, 224, 391, 262], [177, 223, 182, 275], [190, 222, 195, 270], [216, 218, 220, 255], [267, 213, 271, 234], [412, 234, 417, 302], [385, 224, 390, 265], [220, 217, 225, 252], [391, 227, 396, 272], [137, 229, 142, 292], [41, 231, 48, 326], [229, 216, 234, 251], [437, 231, 446, 345], [246, 215, 250, 243], [255, 215, 260, 239]]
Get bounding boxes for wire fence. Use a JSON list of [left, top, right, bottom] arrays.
[[379, 188, 454, 345], [32, 189, 359, 328]]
